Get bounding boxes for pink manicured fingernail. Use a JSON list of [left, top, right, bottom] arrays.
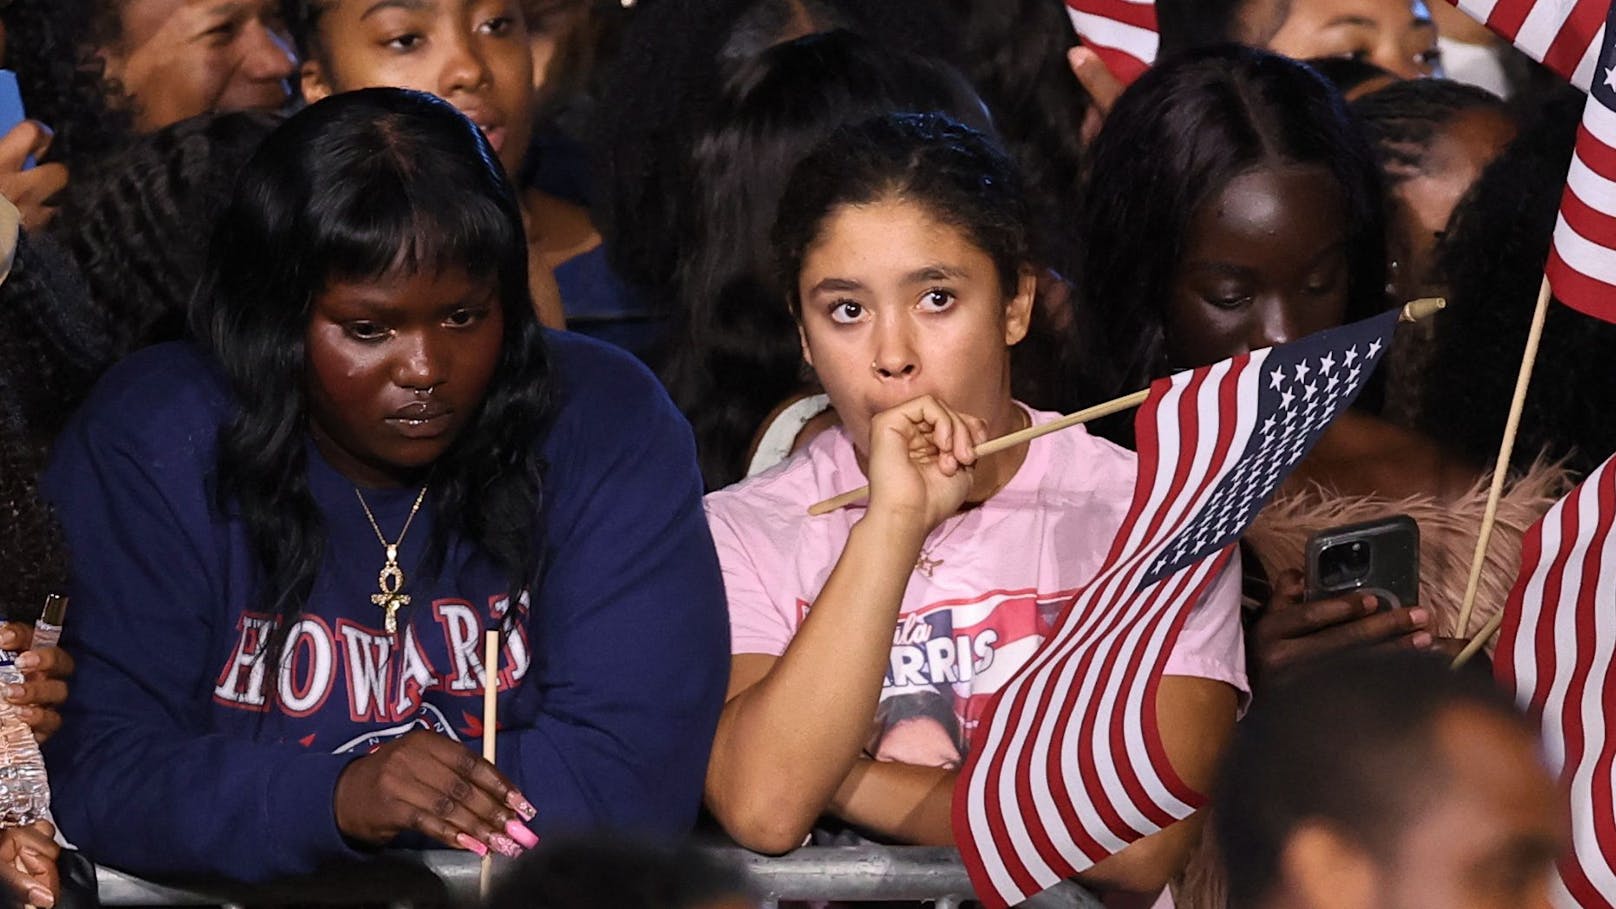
[[1413, 632, 1434, 648], [505, 819, 539, 849], [489, 833, 523, 857], [506, 792, 536, 821], [456, 833, 488, 857]]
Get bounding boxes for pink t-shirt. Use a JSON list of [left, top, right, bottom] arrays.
[[706, 406, 1249, 763]]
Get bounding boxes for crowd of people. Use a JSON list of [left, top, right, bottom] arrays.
[[0, 0, 1593, 906]]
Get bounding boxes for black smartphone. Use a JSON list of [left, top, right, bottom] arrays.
[[1304, 515, 1420, 611]]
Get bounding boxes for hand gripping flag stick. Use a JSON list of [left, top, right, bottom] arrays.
[[806, 299, 1445, 518]]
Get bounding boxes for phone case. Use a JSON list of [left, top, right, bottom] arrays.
[[1304, 514, 1420, 610], [0, 71, 32, 171]]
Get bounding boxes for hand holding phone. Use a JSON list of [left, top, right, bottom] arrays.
[[1250, 516, 1430, 677]]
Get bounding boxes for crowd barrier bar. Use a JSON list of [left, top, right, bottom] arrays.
[[92, 847, 1102, 908]]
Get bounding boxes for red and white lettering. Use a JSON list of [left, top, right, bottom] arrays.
[[277, 617, 336, 716], [434, 599, 486, 692], [213, 614, 274, 709], [393, 624, 439, 716], [338, 621, 396, 722]]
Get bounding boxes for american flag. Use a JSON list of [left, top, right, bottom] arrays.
[[1495, 453, 1616, 908], [1549, 1, 1616, 321], [1443, 0, 1616, 320], [1065, 0, 1157, 86], [1443, 0, 1608, 89], [952, 310, 1402, 909]]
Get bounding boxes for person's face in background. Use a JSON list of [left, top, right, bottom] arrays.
[[1389, 106, 1516, 299], [1165, 164, 1351, 368], [1234, 0, 1296, 46], [100, 0, 298, 132], [300, 0, 535, 177], [1373, 707, 1564, 909], [1268, 0, 1442, 79], [520, 0, 583, 98]]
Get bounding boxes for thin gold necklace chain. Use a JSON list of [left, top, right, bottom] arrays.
[[354, 485, 430, 551]]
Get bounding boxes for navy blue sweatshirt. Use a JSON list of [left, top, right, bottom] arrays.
[[40, 331, 729, 882]]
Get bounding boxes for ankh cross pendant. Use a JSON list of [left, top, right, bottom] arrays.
[[371, 544, 411, 634]]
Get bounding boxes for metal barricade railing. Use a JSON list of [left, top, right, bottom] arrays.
[[91, 847, 1103, 908]]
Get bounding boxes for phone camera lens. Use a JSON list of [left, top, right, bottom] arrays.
[[1320, 540, 1373, 589]]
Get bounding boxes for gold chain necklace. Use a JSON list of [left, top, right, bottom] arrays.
[[915, 513, 967, 579], [355, 485, 429, 634], [914, 408, 1030, 578]]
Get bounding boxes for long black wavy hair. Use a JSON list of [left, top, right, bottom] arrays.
[[662, 30, 992, 490], [189, 88, 552, 663], [773, 112, 1037, 361], [1074, 46, 1388, 446]]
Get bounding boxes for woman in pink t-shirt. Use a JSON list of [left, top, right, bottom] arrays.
[[702, 112, 1246, 899]]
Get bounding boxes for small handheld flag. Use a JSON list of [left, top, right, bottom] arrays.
[[955, 310, 1402, 909]]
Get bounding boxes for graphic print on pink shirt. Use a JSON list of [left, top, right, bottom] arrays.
[[708, 404, 1249, 768]]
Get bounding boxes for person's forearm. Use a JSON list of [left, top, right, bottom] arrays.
[[708, 511, 927, 852], [828, 758, 957, 845]]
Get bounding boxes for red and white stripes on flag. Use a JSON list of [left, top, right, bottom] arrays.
[[1546, 2, 1616, 322], [1446, 1, 1616, 320], [1495, 453, 1616, 908], [953, 311, 1399, 908], [1443, 0, 1608, 89], [1065, 0, 1157, 86]]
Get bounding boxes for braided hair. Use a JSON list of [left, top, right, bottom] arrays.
[[0, 230, 110, 438], [1352, 78, 1510, 187], [0, 0, 133, 164], [0, 372, 65, 624], [49, 110, 284, 359]]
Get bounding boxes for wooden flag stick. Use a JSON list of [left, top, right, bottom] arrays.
[[479, 629, 500, 899], [1452, 278, 1552, 638], [1451, 608, 1504, 670], [806, 298, 1447, 517], [805, 389, 1149, 516]]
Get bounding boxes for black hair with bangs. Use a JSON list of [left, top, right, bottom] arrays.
[[190, 87, 551, 665]]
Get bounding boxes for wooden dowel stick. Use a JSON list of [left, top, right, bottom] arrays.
[[806, 298, 1446, 517], [479, 629, 500, 899], [1452, 278, 1551, 638], [1451, 608, 1504, 670], [806, 389, 1150, 516]]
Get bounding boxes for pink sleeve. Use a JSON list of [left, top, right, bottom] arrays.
[[1163, 548, 1250, 707], [705, 501, 797, 657]]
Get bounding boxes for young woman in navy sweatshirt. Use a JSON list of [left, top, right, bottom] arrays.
[[40, 88, 728, 882]]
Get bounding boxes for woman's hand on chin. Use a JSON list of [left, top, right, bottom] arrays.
[[863, 395, 987, 534]]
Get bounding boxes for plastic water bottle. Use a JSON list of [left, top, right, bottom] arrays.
[[0, 653, 49, 825], [0, 595, 66, 826]]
